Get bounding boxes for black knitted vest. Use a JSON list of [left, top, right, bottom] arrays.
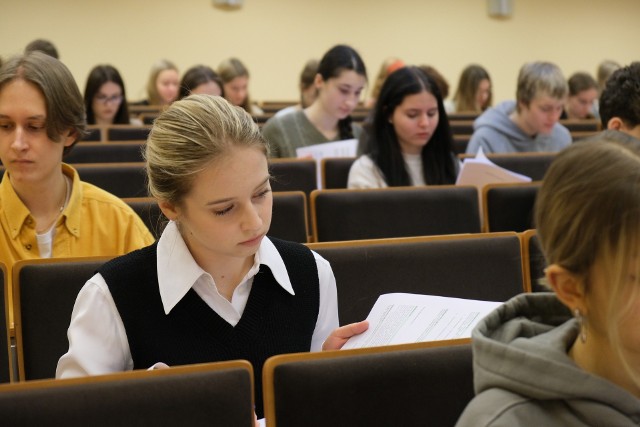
[[100, 237, 320, 418]]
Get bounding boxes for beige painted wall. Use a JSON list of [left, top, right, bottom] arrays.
[[1, 0, 638, 105]]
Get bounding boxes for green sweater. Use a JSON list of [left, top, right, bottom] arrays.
[[262, 110, 362, 158]]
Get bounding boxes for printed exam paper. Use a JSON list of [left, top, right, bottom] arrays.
[[342, 293, 502, 349]]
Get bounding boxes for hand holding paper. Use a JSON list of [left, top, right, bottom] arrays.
[[341, 293, 501, 349]]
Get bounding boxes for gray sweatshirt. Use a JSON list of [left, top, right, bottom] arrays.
[[465, 101, 572, 154], [456, 293, 640, 426]]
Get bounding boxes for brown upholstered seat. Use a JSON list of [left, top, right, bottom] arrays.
[[263, 340, 473, 427], [12, 257, 111, 380], [64, 142, 145, 164], [308, 232, 525, 325], [0, 263, 9, 383], [0, 360, 254, 427], [482, 182, 541, 232], [310, 185, 481, 242]]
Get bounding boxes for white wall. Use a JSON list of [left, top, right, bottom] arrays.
[[1, 0, 638, 104]]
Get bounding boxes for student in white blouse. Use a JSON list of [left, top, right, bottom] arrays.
[[348, 66, 460, 189], [56, 95, 368, 419]]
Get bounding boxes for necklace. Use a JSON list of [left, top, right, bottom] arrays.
[[36, 176, 70, 234]]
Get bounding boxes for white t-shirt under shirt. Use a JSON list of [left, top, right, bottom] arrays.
[[36, 175, 72, 258]]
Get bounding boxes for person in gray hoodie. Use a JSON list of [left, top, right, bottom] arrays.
[[457, 137, 640, 426], [466, 61, 572, 154]]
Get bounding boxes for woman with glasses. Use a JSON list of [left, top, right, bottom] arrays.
[[84, 64, 135, 125]]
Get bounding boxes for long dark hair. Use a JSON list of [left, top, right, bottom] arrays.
[[178, 65, 224, 100], [366, 66, 457, 186], [84, 65, 130, 124], [316, 45, 367, 139]]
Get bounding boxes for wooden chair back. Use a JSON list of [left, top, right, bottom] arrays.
[[482, 182, 541, 232], [270, 191, 309, 243], [105, 125, 152, 141], [12, 257, 112, 380], [64, 141, 145, 164], [449, 120, 475, 135], [308, 232, 524, 325], [269, 158, 317, 197], [0, 263, 10, 383], [122, 197, 164, 240], [520, 229, 547, 292], [0, 360, 254, 427], [263, 340, 473, 427], [83, 126, 102, 142], [310, 186, 481, 242], [321, 157, 356, 189], [74, 162, 148, 198]]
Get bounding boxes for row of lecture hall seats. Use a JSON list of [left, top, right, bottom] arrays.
[[83, 125, 152, 142], [127, 102, 599, 130], [82, 117, 601, 142], [81, 118, 599, 147], [57, 144, 552, 190], [0, 340, 473, 427], [0, 231, 544, 425], [122, 191, 309, 243], [1, 156, 543, 242], [1, 230, 541, 379]]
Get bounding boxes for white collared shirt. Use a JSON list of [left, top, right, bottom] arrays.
[[56, 221, 339, 378]]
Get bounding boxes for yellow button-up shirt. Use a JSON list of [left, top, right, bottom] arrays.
[[1, 163, 155, 321]]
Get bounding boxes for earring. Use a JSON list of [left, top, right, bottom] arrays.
[[573, 308, 587, 343]]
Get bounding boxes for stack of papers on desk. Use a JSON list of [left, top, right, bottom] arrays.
[[342, 293, 502, 349], [456, 147, 531, 188]]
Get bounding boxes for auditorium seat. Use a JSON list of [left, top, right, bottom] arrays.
[[308, 232, 524, 325], [485, 152, 556, 181], [447, 112, 479, 121], [269, 158, 317, 197], [482, 182, 541, 232], [449, 120, 475, 135], [74, 162, 148, 198], [105, 125, 152, 141], [122, 197, 164, 239], [263, 340, 473, 427], [0, 360, 255, 427], [321, 157, 356, 189], [270, 191, 309, 243], [83, 126, 102, 142], [310, 186, 481, 242], [12, 257, 111, 380], [0, 263, 10, 383], [559, 119, 600, 133], [139, 113, 160, 125], [520, 229, 547, 292], [64, 142, 145, 164]]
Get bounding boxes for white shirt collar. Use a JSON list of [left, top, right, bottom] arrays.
[[156, 221, 295, 314]]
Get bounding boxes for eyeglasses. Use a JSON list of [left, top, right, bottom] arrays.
[[94, 94, 123, 105]]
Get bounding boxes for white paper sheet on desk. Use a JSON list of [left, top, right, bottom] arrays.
[[456, 147, 532, 187], [296, 138, 358, 189], [342, 293, 502, 349]]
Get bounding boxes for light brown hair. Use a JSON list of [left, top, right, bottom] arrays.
[[145, 95, 268, 205], [536, 137, 640, 386], [452, 64, 492, 112], [0, 51, 86, 154], [146, 59, 178, 105]]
